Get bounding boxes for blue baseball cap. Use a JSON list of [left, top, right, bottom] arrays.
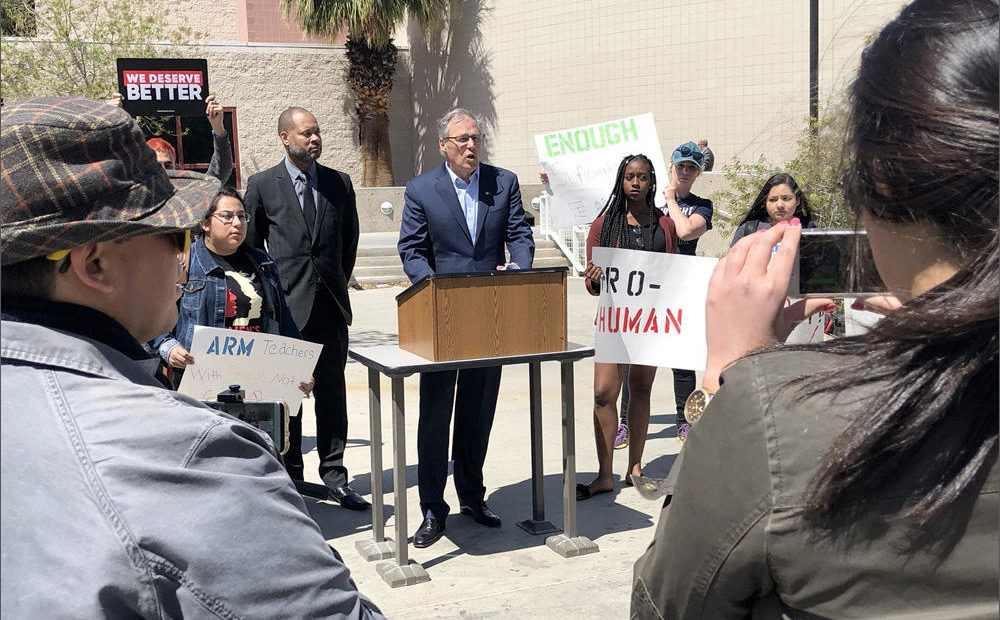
[[670, 141, 705, 170]]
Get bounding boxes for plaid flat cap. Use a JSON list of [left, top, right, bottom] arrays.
[[1, 97, 220, 265]]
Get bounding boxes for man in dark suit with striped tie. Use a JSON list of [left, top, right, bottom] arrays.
[[245, 107, 368, 510]]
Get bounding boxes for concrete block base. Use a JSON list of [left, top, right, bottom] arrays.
[[355, 538, 396, 562], [545, 534, 600, 558], [376, 560, 431, 587]]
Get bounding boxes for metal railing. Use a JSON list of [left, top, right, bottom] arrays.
[[534, 194, 588, 275]]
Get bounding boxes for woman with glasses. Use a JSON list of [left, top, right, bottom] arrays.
[[153, 188, 307, 391], [633, 0, 998, 616], [577, 154, 678, 501], [729, 172, 816, 247]]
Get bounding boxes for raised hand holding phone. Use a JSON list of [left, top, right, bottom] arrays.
[[702, 219, 833, 391]]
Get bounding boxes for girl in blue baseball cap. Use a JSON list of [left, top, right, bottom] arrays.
[[662, 141, 715, 442]]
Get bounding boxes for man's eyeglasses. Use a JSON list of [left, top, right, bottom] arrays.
[[445, 134, 483, 146], [212, 211, 251, 225], [674, 145, 704, 162]]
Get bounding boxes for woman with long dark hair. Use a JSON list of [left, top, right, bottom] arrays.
[[633, 0, 998, 616], [729, 172, 815, 246], [577, 154, 678, 500], [153, 188, 308, 393]]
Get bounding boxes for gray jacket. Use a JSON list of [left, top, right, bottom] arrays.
[[0, 319, 385, 619], [633, 349, 999, 619]]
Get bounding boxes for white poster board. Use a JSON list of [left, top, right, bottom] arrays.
[[844, 297, 884, 336], [178, 326, 322, 413], [784, 298, 829, 344], [535, 113, 668, 230], [591, 247, 717, 370]]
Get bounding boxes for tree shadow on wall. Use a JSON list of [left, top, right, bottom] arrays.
[[408, 0, 497, 175]]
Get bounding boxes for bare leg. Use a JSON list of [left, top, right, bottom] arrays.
[[625, 364, 657, 480], [587, 362, 625, 493]]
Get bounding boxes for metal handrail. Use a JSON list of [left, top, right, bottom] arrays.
[[535, 194, 588, 275]]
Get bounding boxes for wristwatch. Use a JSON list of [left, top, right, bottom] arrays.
[[683, 387, 716, 424]]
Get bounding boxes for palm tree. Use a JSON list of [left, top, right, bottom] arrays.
[[282, 0, 444, 186]]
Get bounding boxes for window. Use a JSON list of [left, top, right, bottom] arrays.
[[143, 107, 241, 188]]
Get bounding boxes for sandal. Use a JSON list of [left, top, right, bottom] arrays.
[[576, 483, 612, 501]]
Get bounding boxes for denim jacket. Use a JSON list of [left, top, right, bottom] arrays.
[[154, 237, 301, 362], [1, 304, 384, 618]]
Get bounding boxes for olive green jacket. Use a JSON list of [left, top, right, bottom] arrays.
[[633, 350, 999, 619]]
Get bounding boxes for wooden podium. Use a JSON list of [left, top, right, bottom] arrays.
[[396, 267, 568, 362]]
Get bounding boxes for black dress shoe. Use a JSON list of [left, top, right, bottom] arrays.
[[413, 517, 446, 548], [328, 486, 370, 511], [460, 502, 502, 528]]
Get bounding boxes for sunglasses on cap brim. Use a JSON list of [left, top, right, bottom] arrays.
[[674, 146, 704, 162]]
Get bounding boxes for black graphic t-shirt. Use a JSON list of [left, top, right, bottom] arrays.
[[674, 193, 714, 256], [208, 248, 271, 333]]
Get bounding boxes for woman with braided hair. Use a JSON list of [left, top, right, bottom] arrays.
[[577, 154, 678, 501]]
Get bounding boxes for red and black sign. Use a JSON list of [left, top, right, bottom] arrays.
[[116, 57, 209, 116]]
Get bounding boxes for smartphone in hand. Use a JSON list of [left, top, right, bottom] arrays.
[[789, 229, 886, 297]]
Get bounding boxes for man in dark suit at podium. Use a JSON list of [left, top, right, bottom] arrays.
[[245, 107, 368, 511], [397, 108, 535, 548]]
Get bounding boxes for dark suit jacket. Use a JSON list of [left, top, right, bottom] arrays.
[[397, 163, 534, 282], [245, 160, 359, 327]]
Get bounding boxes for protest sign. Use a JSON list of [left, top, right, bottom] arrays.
[[535, 113, 668, 230], [178, 326, 322, 414], [844, 297, 884, 336], [784, 299, 830, 344], [117, 58, 209, 116], [591, 247, 717, 370]]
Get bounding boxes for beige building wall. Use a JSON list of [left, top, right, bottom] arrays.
[[151, 1, 414, 186], [22, 0, 906, 194], [408, 0, 909, 181], [192, 44, 413, 184]]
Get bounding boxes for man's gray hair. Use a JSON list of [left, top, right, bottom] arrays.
[[437, 108, 482, 140]]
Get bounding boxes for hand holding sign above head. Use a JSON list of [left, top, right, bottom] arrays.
[[205, 95, 226, 137], [702, 220, 833, 391]]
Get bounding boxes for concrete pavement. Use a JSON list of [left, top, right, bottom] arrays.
[[297, 276, 688, 619]]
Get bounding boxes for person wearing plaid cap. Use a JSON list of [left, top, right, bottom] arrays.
[[0, 97, 384, 619]]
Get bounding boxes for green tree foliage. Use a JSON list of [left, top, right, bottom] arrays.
[[2, 0, 35, 37], [1, 0, 197, 102], [713, 98, 855, 237], [282, 0, 445, 186]]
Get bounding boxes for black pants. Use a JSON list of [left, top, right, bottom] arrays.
[[619, 366, 631, 424], [282, 289, 350, 489], [417, 366, 502, 522], [673, 368, 696, 425]]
